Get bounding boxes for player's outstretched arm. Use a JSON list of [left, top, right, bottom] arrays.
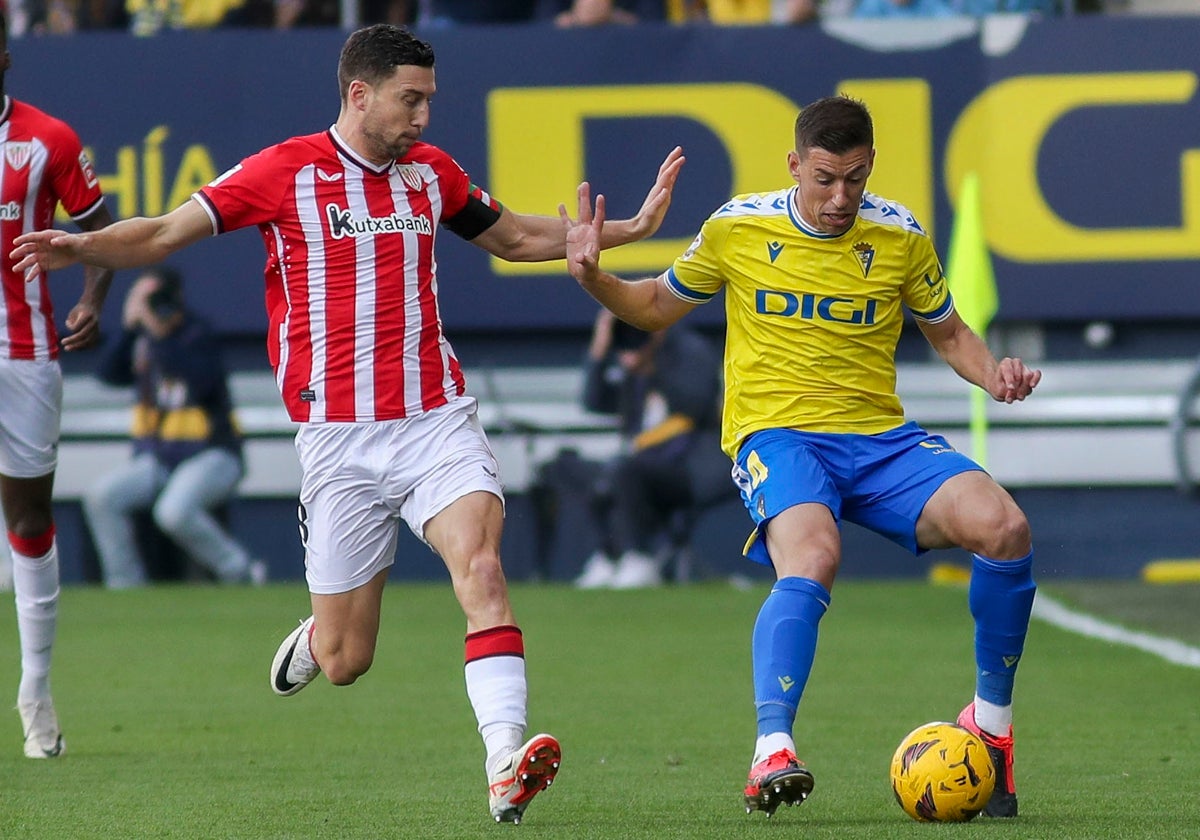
[[12, 201, 214, 278], [919, 311, 1041, 403], [559, 180, 693, 333], [472, 147, 685, 263]]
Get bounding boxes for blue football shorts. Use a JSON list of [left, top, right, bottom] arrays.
[[732, 421, 984, 566]]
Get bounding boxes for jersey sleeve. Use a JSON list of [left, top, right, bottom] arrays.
[[901, 230, 954, 324], [665, 214, 730, 305], [434, 149, 502, 241], [443, 182, 502, 241], [46, 121, 104, 221], [194, 145, 292, 234]]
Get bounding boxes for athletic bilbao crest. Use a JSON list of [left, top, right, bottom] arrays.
[[5, 142, 31, 171], [396, 164, 424, 192]]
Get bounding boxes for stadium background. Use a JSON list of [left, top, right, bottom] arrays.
[[14, 15, 1200, 584]]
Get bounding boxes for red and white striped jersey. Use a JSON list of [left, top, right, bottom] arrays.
[[194, 127, 496, 424], [0, 96, 105, 361]]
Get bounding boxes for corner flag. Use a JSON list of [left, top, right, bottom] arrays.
[[946, 172, 998, 467], [947, 172, 997, 336]]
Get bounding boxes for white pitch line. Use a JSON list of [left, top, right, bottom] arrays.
[[1032, 593, 1200, 669]]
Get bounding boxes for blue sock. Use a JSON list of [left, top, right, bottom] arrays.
[[969, 551, 1036, 706], [752, 576, 830, 739]]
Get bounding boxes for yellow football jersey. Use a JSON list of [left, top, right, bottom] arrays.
[[667, 187, 953, 457]]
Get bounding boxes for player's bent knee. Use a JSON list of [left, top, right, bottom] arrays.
[[321, 649, 374, 685], [456, 553, 507, 591], [973, 507, 1031, 560]]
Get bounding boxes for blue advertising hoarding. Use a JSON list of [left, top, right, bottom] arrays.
[[10, 16, 1200, 337]]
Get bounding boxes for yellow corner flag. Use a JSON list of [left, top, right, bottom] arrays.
[[947, 172, 997, 335], [946, 172, 998, 468]]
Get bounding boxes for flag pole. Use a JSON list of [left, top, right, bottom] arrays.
[[946, 172, 998, 470]]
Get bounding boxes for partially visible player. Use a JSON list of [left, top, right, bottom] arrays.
[[11, 24, 683, 823], [0, 13, 114, 758], [559, 95, 1039, 819]]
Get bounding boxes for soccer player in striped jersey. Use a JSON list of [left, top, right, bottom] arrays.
[[0, 13, 115, 760], [12, 24, 683, 824], [560, 95, 1039, 819]]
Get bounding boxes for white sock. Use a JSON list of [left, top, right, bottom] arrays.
[[465, 655, 527, 776], [753, 732, 796, 766], [973, 695, 1012, 736], [11, 541, 59, 704]]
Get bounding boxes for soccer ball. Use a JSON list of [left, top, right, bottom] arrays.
[[890, 721, 995, 822]]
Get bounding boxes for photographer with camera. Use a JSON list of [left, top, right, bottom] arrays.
[[83, 266, 265, 588]]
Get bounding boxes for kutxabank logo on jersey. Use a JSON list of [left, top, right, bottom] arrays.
[[325, 204, 432, 239]]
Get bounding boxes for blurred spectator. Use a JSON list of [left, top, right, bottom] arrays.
[[83, 267, 264, 588], [669, 0, 818, 23], [553, 0, 639, 24], [566, 310, 728, 589], [271, 0, 338, 27], [416, 0, 540, 25], [126, 0, 254, 33], [956, 0, 1059, 11], [357, 0, 413, 25], [851, 0, 957, 15], [853, 0, 1058, 14], [9, 0, 128, 34]]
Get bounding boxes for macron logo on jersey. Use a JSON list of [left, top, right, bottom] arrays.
[[325, 204, 432, 239]]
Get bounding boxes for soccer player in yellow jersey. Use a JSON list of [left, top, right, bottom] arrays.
[[560, 96, 1040, 820]]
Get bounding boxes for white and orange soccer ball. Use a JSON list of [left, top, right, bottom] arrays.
[[889, 721, 996, 822]]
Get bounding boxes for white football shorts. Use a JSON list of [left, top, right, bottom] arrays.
[[0, 358, 62, 478], [293, 396, 504, 595]]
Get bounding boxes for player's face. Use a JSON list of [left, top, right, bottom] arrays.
[[358, 65, 435, 162], [788, 144, 874, 236]]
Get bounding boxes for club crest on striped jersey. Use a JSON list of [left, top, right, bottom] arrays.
[[852, 241, 875, 278], [5, 142, 32, 171], [396, 164, 424, 191]]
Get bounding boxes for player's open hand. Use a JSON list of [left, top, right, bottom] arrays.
[[10, 229, 82, 280], [559, 181, 605, 286], [988, 357, 1041, 404], [627, 146, 685, 241], [61, 301, 102, 352]]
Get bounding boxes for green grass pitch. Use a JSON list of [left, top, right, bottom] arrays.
[[1, 580, 1198, 838]]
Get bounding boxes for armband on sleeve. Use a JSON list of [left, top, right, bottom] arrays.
[[443, 193, 503, 241]]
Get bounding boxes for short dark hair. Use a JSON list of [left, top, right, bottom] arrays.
[[143, 265, 185, 317], [794, 96, 873, 156], [338, 24, 435, 102]]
